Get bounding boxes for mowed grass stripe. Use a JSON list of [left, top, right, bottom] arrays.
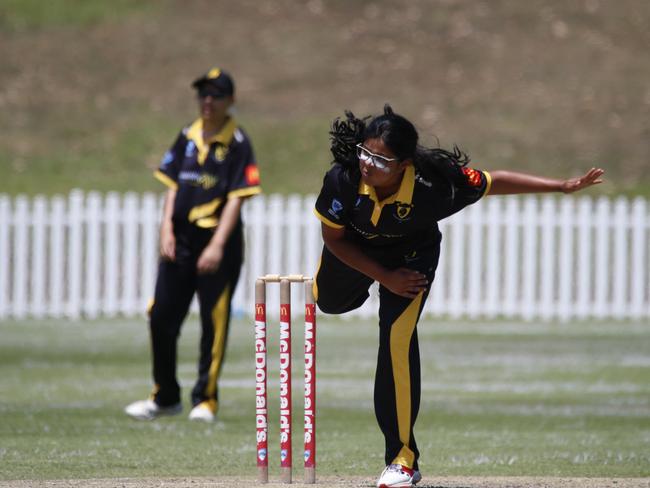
[[0, 317, 648, 479]]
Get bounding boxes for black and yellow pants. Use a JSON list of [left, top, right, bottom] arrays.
[[149, 223, 243, 412], [314, 244, 439, 470]]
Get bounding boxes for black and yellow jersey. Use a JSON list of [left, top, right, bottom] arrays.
[[314, 163, 491, 251], [155, 117, 262, 229]]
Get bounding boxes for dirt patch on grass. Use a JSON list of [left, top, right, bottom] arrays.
[[2, 477, 648, 488]]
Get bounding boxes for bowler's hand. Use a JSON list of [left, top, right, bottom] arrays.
[[381, 268, 428, 299], [561, 167, 605, 193], [160, 228, 176, 261], [197, 243, 223, 274]]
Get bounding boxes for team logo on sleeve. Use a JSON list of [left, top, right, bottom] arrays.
[[462, 167, 483, 187], [161, 150, 174, 166], [328, 198, 344, 219], [394, 202, 414, 221], [245, 165, 260, 185]]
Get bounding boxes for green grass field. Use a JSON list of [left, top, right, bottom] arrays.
[[1, 316, 648, 482]]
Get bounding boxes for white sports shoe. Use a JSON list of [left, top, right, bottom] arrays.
[[412, 469, 422, 485], [124, 399, 182, 420], [377, 464, 418, 488], [188, 402, 215, 423]]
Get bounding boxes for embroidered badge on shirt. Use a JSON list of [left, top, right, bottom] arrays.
[[394, 202, 414, 221], [214, 146, 228, 162]]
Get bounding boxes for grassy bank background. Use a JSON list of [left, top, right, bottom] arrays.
[[2, 0, 649, 196]]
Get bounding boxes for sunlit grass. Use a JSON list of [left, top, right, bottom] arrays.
[[1, 317, 648, 480], [0, 0, 158, 30]]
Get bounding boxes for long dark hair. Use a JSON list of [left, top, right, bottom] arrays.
[[329, 104, 470, 184]]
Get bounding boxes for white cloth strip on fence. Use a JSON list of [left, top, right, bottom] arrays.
[[0, 190, 648, 321]]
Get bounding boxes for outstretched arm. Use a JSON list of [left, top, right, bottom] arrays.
[[488, 167, 604, 195]]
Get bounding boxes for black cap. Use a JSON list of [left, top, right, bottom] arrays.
[[191, 67, 235, 96]]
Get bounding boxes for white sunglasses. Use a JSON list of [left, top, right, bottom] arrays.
[[356, 143, 398, 171]]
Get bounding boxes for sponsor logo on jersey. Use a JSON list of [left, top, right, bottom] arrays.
[[179, 171, 217, 189], [179, 171, 201, 182], [246, 165, 260, 185], [198, 173, 217, 189], [348, 222, 406, 240]]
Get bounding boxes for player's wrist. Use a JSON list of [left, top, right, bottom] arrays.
[[373, 266, 392, 286], [160, 220, 174, 234], [206, 239, 225, 252]]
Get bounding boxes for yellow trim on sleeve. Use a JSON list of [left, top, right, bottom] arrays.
[[227, 186, 262, 199], [154, 170, 178, 190], [313, 208, 345, 229], [483, 170, 492, 196]]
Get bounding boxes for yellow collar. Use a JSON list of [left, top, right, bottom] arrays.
[[186, 117, 237, 164], [358, 164, 415, 226]]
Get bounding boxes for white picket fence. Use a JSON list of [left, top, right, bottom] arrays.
[[0, 190, 648, 321]]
